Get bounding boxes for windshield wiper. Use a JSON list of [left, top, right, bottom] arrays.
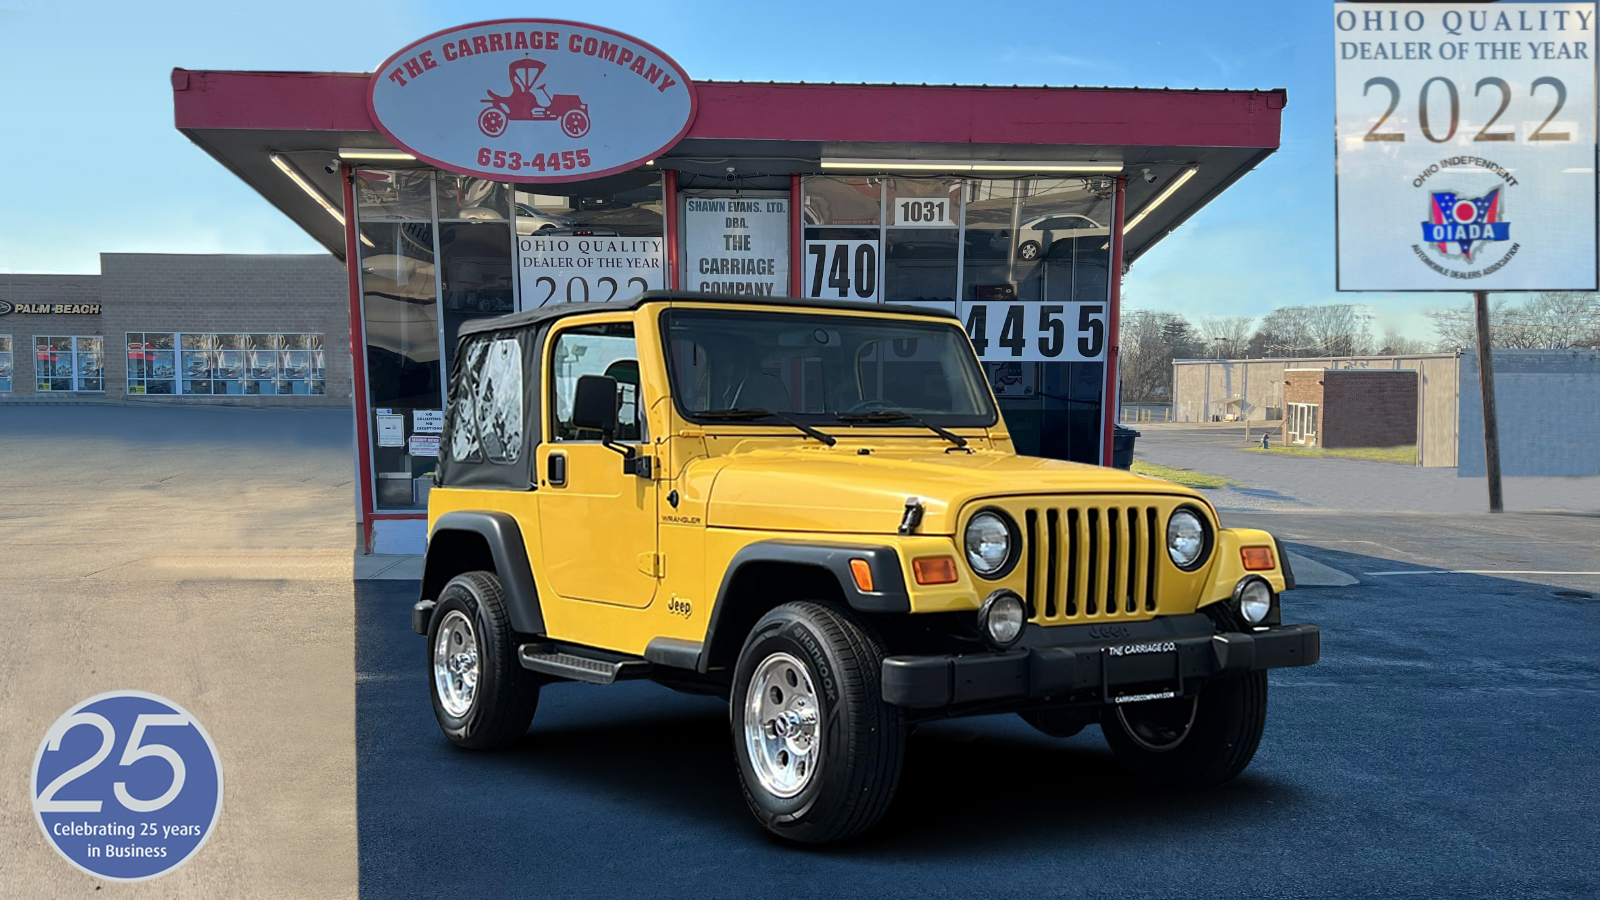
[[832, 410, 969, 449], [695, 408, 837, 446]]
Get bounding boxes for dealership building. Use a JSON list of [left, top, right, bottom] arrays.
[[167, 19, 1286, 552]]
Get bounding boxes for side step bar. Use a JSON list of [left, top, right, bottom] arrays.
[[518, 642, 653, 685]]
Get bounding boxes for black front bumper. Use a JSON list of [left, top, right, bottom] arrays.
[[881, 615, 1319, 710]]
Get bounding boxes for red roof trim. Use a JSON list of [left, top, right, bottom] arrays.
[[172, 69, 1283, 150]]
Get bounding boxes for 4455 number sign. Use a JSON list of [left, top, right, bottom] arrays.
[[964, 300, 1106, 363]]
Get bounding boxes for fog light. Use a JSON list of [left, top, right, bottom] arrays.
[[977, 590, 1027, 648], [1234, 577, 1273, 625]]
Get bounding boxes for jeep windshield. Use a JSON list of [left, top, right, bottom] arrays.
[[662, 308, 998, 429]]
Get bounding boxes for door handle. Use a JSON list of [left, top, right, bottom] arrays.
[[547, 452, 566, 487]]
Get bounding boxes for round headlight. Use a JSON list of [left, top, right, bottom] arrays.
[[964, 511, 1015, 577], [1166, 509, 1207, 569], [978, 590, 1027, 648], [1235, 577, 1273, 625]]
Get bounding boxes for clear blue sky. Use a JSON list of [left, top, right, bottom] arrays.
[[0, 0, 1453, 338]]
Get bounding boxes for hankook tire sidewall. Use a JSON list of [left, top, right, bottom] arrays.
[[732, 614, 842, 822]]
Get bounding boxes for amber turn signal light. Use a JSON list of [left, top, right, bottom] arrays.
[[1240, 546, 1275, 571], [849, 558, 875, 592], [912, 556, 959, 585]]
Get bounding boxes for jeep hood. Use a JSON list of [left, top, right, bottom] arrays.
[[701, 448, 1204, 535]]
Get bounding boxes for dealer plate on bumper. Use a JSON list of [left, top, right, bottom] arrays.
[[1102, 640, 1181, 704]]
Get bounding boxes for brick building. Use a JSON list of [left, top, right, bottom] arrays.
[[1282, 367, 1417, 449], [0, 253, 349, 406]]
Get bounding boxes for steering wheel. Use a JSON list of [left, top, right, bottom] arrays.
[[843, 398, 899, 413]]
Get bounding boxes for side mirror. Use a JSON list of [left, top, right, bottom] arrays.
[[571, 374, 618, 436]]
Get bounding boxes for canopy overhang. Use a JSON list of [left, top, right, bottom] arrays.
[[171, 69, 1285, 262]]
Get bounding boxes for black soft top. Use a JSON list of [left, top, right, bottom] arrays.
[[454, 290, 958, 340]]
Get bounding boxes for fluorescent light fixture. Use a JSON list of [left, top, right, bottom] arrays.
[[271, 154, 373, 248], [821, 158, 1121, 174], [1124, 166, 1197, 233], [338, 147, 417, 161]]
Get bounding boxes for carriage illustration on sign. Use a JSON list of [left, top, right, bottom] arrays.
[[477, 58, 592, 139]]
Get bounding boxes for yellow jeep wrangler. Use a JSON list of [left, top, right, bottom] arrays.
[[414, 291, 1319, 843]]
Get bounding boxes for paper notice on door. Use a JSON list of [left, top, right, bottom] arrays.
[[376, 414, 404, 448], [408, 434, 441, 457]]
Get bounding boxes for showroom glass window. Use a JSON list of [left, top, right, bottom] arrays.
[[135, 333, 322, 396], [126, 332, 176, 394], [357, 169, 444, 510], [961, 177, 1112, 464], [802, 176, 881, 303], [437, 174, 515, 376], [514, 172, 666, 302], [35, 336, 102, 392], [0, 335, 11, 392], [884, 179, 962, 314], [800, 175, 1113, 464]]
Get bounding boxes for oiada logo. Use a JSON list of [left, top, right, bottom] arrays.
[[1420, 189, 1512, 262], [368, 19, 697, 184]]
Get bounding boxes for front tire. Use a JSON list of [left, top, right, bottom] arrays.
[[428, 571, 539, 750], [1101, 672, 1267, 789], [730, 602, 904, 844]]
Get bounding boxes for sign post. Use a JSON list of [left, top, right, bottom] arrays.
[[1334, 1, 1598, 510], [1473, 289, 1504, 511]]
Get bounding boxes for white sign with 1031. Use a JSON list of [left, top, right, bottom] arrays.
[[891, 197, 954, 228]]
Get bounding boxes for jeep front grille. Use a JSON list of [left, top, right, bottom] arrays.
[[1021, 504, 1161, 624]]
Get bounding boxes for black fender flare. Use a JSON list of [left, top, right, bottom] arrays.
[[421, 511, 544, 635], [698, 540, 909, 673]]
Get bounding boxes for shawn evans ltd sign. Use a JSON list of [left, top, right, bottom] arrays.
[[368, 19, 697, 183]]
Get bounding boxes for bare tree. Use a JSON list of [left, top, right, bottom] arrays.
[[1249, 304, 1376, 357], [1120, 308, 1203, 402], [1425, 292, 1600, 350], [1197, 316, 1256, 358], [1377, 328, 1432, 355]]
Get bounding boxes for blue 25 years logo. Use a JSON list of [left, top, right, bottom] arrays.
[[32, 691, 223, 881]]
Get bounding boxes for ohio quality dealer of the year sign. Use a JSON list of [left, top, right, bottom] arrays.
[[368, 19, 697, 182], [1334, 2, 1598, 291]]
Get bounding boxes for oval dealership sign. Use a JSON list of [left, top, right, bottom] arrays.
[[368, 19, 697, 183]]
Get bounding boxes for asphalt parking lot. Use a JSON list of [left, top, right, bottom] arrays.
[[0, 405, 358, 899], [357, 507, 1600, 899]]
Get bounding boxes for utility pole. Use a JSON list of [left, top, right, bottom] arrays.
[[1473, 290, 1503, 513]]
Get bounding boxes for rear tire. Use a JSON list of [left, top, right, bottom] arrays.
[[730, 602, 905, 843], [1101, 672, 1267, 789], [428, 571, 539, 750]]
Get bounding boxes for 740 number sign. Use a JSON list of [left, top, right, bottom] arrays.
[[804, 240, 878, 301], [964, 301, 1106, 362]]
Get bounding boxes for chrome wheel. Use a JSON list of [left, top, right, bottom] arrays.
[[433, 610, 480, 719], [743, 652, 822, 799], [1115, 695, 1199, 753]]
